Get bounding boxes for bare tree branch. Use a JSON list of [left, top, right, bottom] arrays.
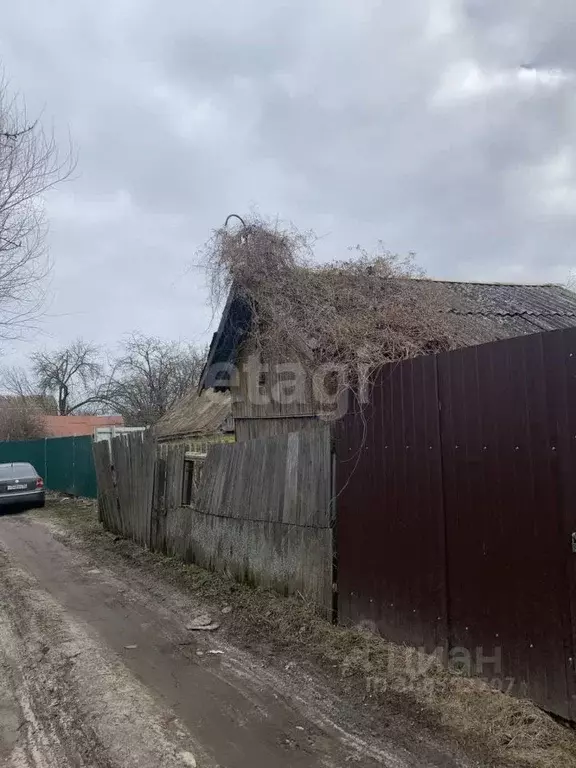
[[0, 74, 75, 341], [3, 334, 206, 425], [0, 396, 46, 440], [1, 365, 37, 398], [104, 333, 207, 426], [31, 339, 104, 415]]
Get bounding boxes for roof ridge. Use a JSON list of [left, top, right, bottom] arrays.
[[445, 309, 576, 317], [401, 277, 564, 288], [302, 265, 567, 288]]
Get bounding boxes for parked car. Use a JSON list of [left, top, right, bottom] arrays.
[[0, 462, 45, 510]]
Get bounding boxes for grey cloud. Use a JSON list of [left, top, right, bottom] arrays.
[[462, 0, 576, 74], [0, 0, 575, 365]]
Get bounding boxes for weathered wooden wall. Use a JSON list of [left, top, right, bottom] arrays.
[[235, 416, 319, 442], [93, 430, 155, 545], [93, 439, 119, 530], [153, 428, 334, 614], [231, 341, 348, 441], [151, 442, 185, 552], [231, 341, 316, 420]]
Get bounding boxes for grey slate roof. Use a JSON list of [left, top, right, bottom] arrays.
[[199, 279, 576, 391], [418, 281, 576, 346]]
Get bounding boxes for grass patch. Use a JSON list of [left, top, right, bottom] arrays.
[[34, 499, 576, 768]]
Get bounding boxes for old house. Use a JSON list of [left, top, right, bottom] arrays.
[[199, 278, 576, 442]]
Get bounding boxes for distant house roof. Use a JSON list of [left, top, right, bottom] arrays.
[[199, 279, 576, 390], [44, 414, 124, 438], [154, 389, 232, 442]]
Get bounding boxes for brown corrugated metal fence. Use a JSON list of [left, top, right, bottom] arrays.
[[334, 327, 576, 720]]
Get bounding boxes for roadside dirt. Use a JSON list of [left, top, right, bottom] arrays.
[[0, 504, 470, 768]]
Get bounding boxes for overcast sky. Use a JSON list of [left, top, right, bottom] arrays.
[[1, 0, 575, 363]]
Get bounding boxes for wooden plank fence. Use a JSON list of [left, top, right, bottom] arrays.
[[180, 428, 333, 613], [94, 427, 334, 615]]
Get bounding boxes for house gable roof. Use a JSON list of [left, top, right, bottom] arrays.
[[198, 278, 576, 392], [198, 288, 252, 391]]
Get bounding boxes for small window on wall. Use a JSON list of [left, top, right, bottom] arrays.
[[182, 458, 204, 506], [258, 352, 267, 395], [182, 459, 193, 505]]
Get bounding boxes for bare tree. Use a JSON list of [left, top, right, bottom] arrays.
[[31, 339, 105, 415], [0, 75, 74, 340], [105, 333, 206, 425], [2, 334, 206, 425]]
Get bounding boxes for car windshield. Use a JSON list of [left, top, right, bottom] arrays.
[[0, 463, 36, 479]]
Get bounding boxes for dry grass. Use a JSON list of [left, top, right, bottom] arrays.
[[36, 499, 576, 768]]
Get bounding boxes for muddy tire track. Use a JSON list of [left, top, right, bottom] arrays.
[[0, 550, 204, 768]]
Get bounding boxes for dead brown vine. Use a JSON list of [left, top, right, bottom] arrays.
[[201, 214, 453, 386]]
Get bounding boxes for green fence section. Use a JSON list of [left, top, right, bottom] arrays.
[[0, 436, 97, 498]]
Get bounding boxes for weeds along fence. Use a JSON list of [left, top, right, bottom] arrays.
[[93, 427, 334, 616]]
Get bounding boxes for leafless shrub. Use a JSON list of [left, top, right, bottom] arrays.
[[1, 364, 40, 400], [0, 75, 74, 340], [201, 214, 452, 387], [0, 396, 46, 440]]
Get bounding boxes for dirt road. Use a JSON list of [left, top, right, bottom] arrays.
[[0, 508, 458, 768]]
